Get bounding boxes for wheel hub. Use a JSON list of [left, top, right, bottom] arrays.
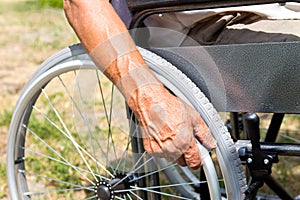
[[94, 174, 136, 199], [95, 181, 114, 200]]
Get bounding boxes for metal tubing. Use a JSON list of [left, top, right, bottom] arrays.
[[261, 143, 300, 156], [230, 112, 240, 140], [264, 113, 284, 142], [264, 176, 293, 200], [236, 140, 300, 157]]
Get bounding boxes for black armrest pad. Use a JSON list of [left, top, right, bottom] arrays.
[[128, 0, 216, 10], [127, 0, 296, 11]]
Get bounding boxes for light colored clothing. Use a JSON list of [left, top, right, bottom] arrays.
[[144, 3, 300, 46]]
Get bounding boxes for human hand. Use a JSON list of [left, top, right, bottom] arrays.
[[128, 84, 217, 169]]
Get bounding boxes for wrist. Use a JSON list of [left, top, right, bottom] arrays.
[[118, 67, 164, 102], [126, 83, 167, 116]]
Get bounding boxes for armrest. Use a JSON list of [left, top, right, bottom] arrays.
[[127, 0, 297, 11]]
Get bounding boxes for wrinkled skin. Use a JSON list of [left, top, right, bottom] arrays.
[[64, 0, 216, 169]]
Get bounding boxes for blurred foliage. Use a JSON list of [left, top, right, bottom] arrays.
[[0, 109, 12, 127], [2, 0, 64, 12], [37, 0, 63, 8], [0, 163, 6, 198]]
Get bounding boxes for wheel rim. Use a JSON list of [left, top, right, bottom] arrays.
[[8, 61, 214, 199], [7, 47, 246, 199]]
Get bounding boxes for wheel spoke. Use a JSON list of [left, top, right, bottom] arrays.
[[85, 195, 98, 200], [279, 133, 300, 143], [112, 151, 153, 189], [129, 163, 177, 183], [129, 191, 143, 200], [74, 72, 106, 180], [41, 88, 98, 182], [24, 124, 95, 185], [113, 114, 139, 175], [23, 186, 92, 196], [18, 169, 93, 191], [57, 76, 89, 152], [130, 185, 191, 200], [107, 85, 121, 175], [126, 193, 134, 200], [116, 181, 203, 194], [23, 147, 109, 181], [32, 105, 113, 178], [59, 74, 104, 176], [96, 72, 118, 171]]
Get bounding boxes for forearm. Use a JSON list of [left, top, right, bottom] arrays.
[[64, 1, 216, 169], [64, 0, 127, 52], [64, 0, 163, 104]]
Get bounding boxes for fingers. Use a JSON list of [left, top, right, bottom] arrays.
[[176, 155, 187, 166], [140, 96, 216, 169], [180, 105, 216, 169], [194, 124, 217, 150], [192, 110, 217, 150], [183, 139, 202, 169]]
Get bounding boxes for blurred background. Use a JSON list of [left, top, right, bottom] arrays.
[[0, 0, 77, 198], [0, 1, 299, 199]]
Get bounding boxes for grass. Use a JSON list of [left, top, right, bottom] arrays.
[[0, 0, 77, 62], [0, 109, 13, 127], [0, 0, 62, 13], [37, 0, 63, 8], [25, 92, 92, 197], [0, 1, 78, 198], [0, 163, 6, 198]]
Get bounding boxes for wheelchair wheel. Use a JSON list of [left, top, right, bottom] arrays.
[[7, 44, 246, 199]]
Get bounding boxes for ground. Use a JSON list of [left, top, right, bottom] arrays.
[[0, 1, 77, 198]]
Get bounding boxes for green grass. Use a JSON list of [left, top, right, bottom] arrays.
[[37, 0, 63, 8], [0, 1, 78, 198], [0, 163, 6, 198], [2, 0, 63, 13], [24, 92, 94, 196], [0, 109, 13, 127]]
